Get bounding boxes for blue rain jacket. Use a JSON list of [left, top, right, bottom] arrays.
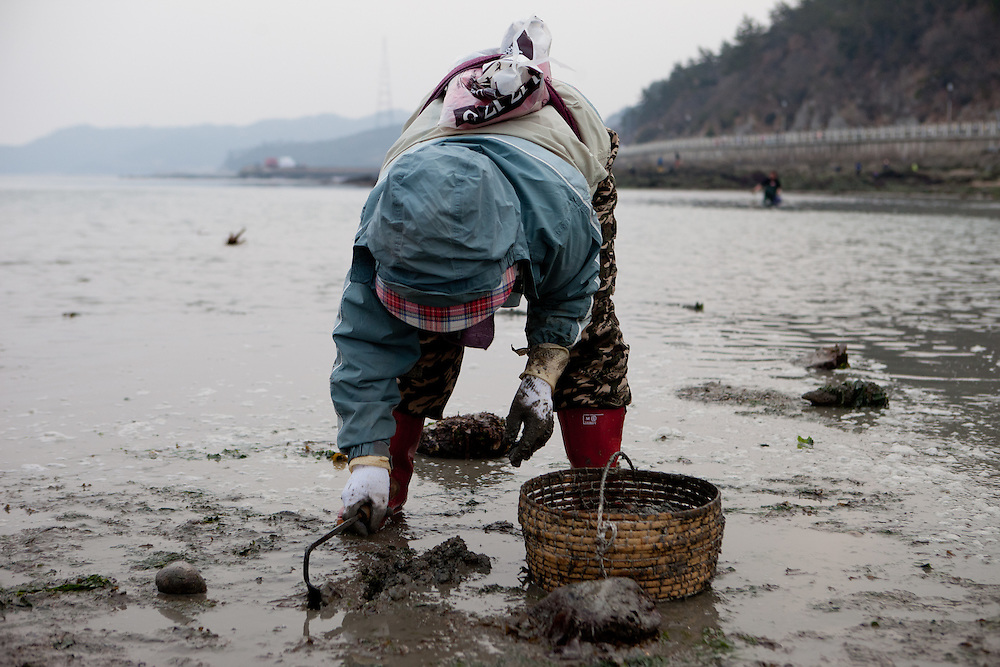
[[330, 134, 601, 458]]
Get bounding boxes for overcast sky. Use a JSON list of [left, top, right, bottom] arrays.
[[0, 0, 780, 146]]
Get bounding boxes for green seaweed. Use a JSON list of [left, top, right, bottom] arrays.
[[10, 574, 115, 595]]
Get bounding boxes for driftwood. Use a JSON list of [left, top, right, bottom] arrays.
[[416, 412, 506, 459], [802, 380, 888, 408], [226, 228, 246, 245]]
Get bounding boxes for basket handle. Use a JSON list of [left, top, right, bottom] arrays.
[[595, 451, 635, 578]]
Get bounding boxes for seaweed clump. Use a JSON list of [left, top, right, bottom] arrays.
[[802, 380, 888, 408], [417, 412, 506, 459]]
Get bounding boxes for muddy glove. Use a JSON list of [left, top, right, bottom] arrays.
[[340, 456, 390, 536], [505, 344, 570, 467]]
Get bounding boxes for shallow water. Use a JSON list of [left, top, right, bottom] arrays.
[[1, 176, 998, 665], [621, 189, 1000, 451]]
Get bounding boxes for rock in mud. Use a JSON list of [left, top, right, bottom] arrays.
[[417, 412, 506, 459], [802, 380, 888, 408], [799, 344, 849, 370], [512, 578, 661, 646], [155, 561, 207, 595]]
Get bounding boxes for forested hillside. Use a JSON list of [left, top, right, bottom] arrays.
[[618, 0, 1000, 145]]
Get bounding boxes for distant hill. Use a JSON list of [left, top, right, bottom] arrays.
[[618, 0, 1000, 144], [0, 111, 410, 175], [222, 125, 404, 172]]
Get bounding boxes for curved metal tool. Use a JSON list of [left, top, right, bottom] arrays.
[[303, 506, 370, 610]]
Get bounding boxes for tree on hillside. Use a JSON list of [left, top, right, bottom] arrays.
[[619, 0, 1000, 144]]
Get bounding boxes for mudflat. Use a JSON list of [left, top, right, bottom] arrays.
[[2, 179, 998, 665]]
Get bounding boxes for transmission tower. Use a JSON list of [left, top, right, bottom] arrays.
[[375, 38, 393, 129]]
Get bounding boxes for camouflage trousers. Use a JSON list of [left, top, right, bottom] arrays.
[[396, 129, 631, 418]]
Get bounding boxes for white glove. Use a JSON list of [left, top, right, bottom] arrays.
[[341, 463, 389, 536], [505, 375, 554, 467]]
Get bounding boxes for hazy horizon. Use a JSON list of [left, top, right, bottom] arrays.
[[0, 0, 778, 146]]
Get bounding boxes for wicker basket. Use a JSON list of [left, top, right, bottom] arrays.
[[518, 453, 724, 600]]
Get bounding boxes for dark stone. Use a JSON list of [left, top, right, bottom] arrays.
[[155, 561, 207, 595], [800, 344, 849, 370], [512, 578, 662, 646], [802, 380, 888, 408], [416, 412, 506, 459]]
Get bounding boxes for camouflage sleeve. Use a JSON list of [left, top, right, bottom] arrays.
[[553, 128, 632, 411]]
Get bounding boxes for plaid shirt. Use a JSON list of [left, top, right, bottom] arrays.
[[375, 265, 516, 333]]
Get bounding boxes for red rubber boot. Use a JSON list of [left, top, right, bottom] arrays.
[[557, 407, 626, 468], [387, 410, 425, 514]]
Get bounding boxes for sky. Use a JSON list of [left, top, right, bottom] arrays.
[[0, 0, 781, 146]]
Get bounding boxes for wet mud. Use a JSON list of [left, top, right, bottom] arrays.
[[676, 381, 806, 416], [350, 536, 491, 603], [0, 374, 995, 666], [1, 474, 703, 666], [3, 181, 999, 665], [3, 399, 998, 666]]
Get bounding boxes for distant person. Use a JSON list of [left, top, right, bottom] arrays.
[[754, 170, 782, 206]]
